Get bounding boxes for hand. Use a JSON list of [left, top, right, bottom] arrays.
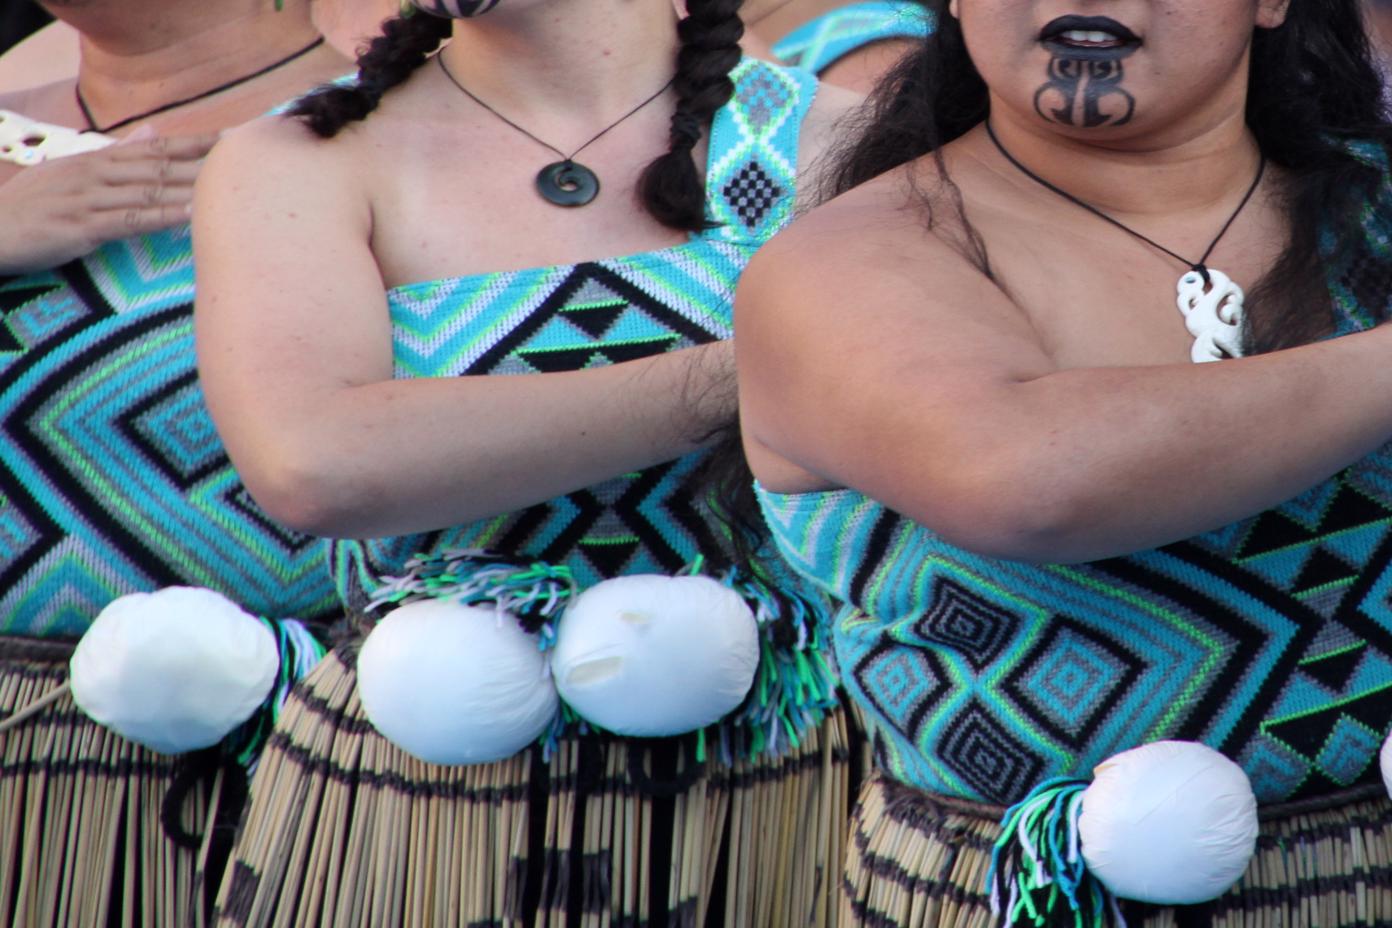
[[0, 126, 219, 275]]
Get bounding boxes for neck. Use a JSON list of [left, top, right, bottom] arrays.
[[436, 0, 682, 125], [978, 101, 1262, 220], [69, 0, 322, 129]]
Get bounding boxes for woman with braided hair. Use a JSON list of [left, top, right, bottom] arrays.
[[194, 0, 859, 925]]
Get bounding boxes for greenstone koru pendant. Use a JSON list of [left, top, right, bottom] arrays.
[[536, 160, 599, 207]]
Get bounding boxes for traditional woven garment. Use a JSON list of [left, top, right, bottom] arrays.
[[772, 0, 933, 76], [0, 226, 339, 633], [218, 58, 858, 928], [0, 186, 341, 925], [754, 138, 1392, 923], [758, 139, 1392, 807]]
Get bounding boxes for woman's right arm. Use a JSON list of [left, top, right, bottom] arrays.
[[194, 119, 734, 540], [736, 193, 1392, 564]]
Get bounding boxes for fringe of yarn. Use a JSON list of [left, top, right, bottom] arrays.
[[363, 550, 836, 764], [987, 778, 1125, 928], [710, 560, 838, 764], [223, 618, 328, 769], [367, 547, 577, 645]]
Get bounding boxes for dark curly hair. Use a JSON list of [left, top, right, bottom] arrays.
[[833, 0, 1392, 353], [288, 1, 743, 233]]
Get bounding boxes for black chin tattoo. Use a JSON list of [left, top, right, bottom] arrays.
[[1033, 55, 1136, 128]]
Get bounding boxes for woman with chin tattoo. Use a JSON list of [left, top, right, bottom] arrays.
[[738, 0, 1392, 925], [194, 0, 859, 925]]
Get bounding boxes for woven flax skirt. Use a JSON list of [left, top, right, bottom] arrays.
[[843, 773, 1392, 928], [215, 646, 861, 928], [0, 637, 227, 928]]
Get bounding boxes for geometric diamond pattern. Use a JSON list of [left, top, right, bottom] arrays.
[[0, 228, 339, 636], [1002, 618, 1144, 748], [938, 700, 1045, 804], [909, 577, 1017, 671], [334, 59, 819, 609], [1315, 715, 1384, 786], [722, 162, 782, 230], [764, 294, 1392, 805], [853, 641, 948, 739], [706, 62, 810, 245]]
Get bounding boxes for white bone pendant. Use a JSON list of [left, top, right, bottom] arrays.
[[0, 110, 112, 167], [1176, 268, 1245, 363]]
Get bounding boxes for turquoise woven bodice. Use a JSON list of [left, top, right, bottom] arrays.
[[757, 140, 1392, 804], [773, 0, 933, 76], [0, 227, 339, 635], [333, 58, 818, 608]]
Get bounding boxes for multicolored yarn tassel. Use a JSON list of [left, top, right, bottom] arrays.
[[223, 618, 327, 769], [367, 550, 834, 761], [368, 547, 578, 646], [712, 560, 839, 763], [537, 557, 839, 764], [987, 778, 1126, 928]]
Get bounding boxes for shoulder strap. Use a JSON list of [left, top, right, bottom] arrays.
[[772, 1, 934, 76], [702, 58, 818, 247]]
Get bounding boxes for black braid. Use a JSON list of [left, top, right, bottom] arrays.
[[638, 0, 744, 231], [289, 13, 452, 138]]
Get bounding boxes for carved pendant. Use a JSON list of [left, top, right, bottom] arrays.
[[0, 110, 111, 166], [536, 160, 600, 208], [1176, 267, 1245, 363]]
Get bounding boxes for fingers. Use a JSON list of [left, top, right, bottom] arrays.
[[87, 179, 196, 213], [96, 156, 202, 189], [86, 143, 205, 211], [108, 132, 220, 163], [90, 202, 195, 240]]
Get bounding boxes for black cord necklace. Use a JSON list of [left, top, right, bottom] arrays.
[[437, 55, 674, 208], [75, 36, 326, 135], [984, 121, 1267, 362]]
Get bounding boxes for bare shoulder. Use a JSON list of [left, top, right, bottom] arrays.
[[202, 108, 368, 210], [0, 80, 72, 123], [752, 165, 968, 305]]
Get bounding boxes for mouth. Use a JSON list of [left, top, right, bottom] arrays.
[[1039, 15, 1141, 60]]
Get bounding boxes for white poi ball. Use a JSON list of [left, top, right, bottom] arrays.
[[1380, 728, 1392, 797], [70, 587, 279, 755], [356, 598, 558, 766], [550, 574, 760, 737], [1079, 740, 1258, 905]]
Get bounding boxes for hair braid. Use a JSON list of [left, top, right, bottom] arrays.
[[290, 13, 452, 138], [637, 0, 744, 231]]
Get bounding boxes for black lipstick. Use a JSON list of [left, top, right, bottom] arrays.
[[1039, 15, 1141, 60]]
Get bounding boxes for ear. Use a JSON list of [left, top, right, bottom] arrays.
[[948, 0, 959, 18], [1254, 0, 1289, 30]]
